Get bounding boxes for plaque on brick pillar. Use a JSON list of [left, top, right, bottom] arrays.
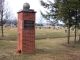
[[24, 20, 34, 29], [17, 3, 36, 54]]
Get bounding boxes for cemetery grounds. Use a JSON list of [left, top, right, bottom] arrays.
[[0, 27, 80, 60]]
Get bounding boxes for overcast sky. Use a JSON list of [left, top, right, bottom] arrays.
[[6, 0, 44, 23], [5, 0, 56, 23]]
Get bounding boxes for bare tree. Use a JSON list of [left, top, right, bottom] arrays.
[[0, 0, 4, 37], [0, 0, 11, 37]]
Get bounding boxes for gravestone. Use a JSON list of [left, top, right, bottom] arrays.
[[17, 3, 36, 54]]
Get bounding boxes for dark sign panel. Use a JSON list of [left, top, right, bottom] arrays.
[[24, 20, 34, 29]]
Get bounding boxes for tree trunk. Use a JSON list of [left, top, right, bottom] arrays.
[[74, 9, 77, 44], [74, 25, 77, 44], [1, 10, 4, 37], [79, 34, 80, 42], [67, 24, 70, 44]]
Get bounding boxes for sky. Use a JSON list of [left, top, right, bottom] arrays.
[[6, 0, 44, 23], [5, 0, 63, 24]]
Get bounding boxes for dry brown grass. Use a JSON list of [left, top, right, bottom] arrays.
[[0, 28, 80, 60], [0, 38, 80, 60]]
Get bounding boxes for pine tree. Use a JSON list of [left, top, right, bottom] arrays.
[[40, 0, 80, 44]]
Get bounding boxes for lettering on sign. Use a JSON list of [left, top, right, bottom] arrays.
[[24, 20, 34, 29]]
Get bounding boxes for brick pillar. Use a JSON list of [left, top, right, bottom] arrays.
[[17, 6, 36, 54]]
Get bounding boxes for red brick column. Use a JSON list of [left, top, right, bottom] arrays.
[[17, 10, 36, 54]]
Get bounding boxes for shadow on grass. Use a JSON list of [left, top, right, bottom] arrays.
[[35, 48, 67, 55], [61, 40, 80, 50], [0, 35, 17, 41]]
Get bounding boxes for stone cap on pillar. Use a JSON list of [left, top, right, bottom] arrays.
[[18, 3, 36, 13], [23, 2, 30, 11]]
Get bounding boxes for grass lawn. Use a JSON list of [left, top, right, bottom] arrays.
[[36, 28, 80, 40], [0, 28, 80, 60]]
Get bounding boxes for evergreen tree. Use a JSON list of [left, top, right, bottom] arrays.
[[40, 0, 80, 44]]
